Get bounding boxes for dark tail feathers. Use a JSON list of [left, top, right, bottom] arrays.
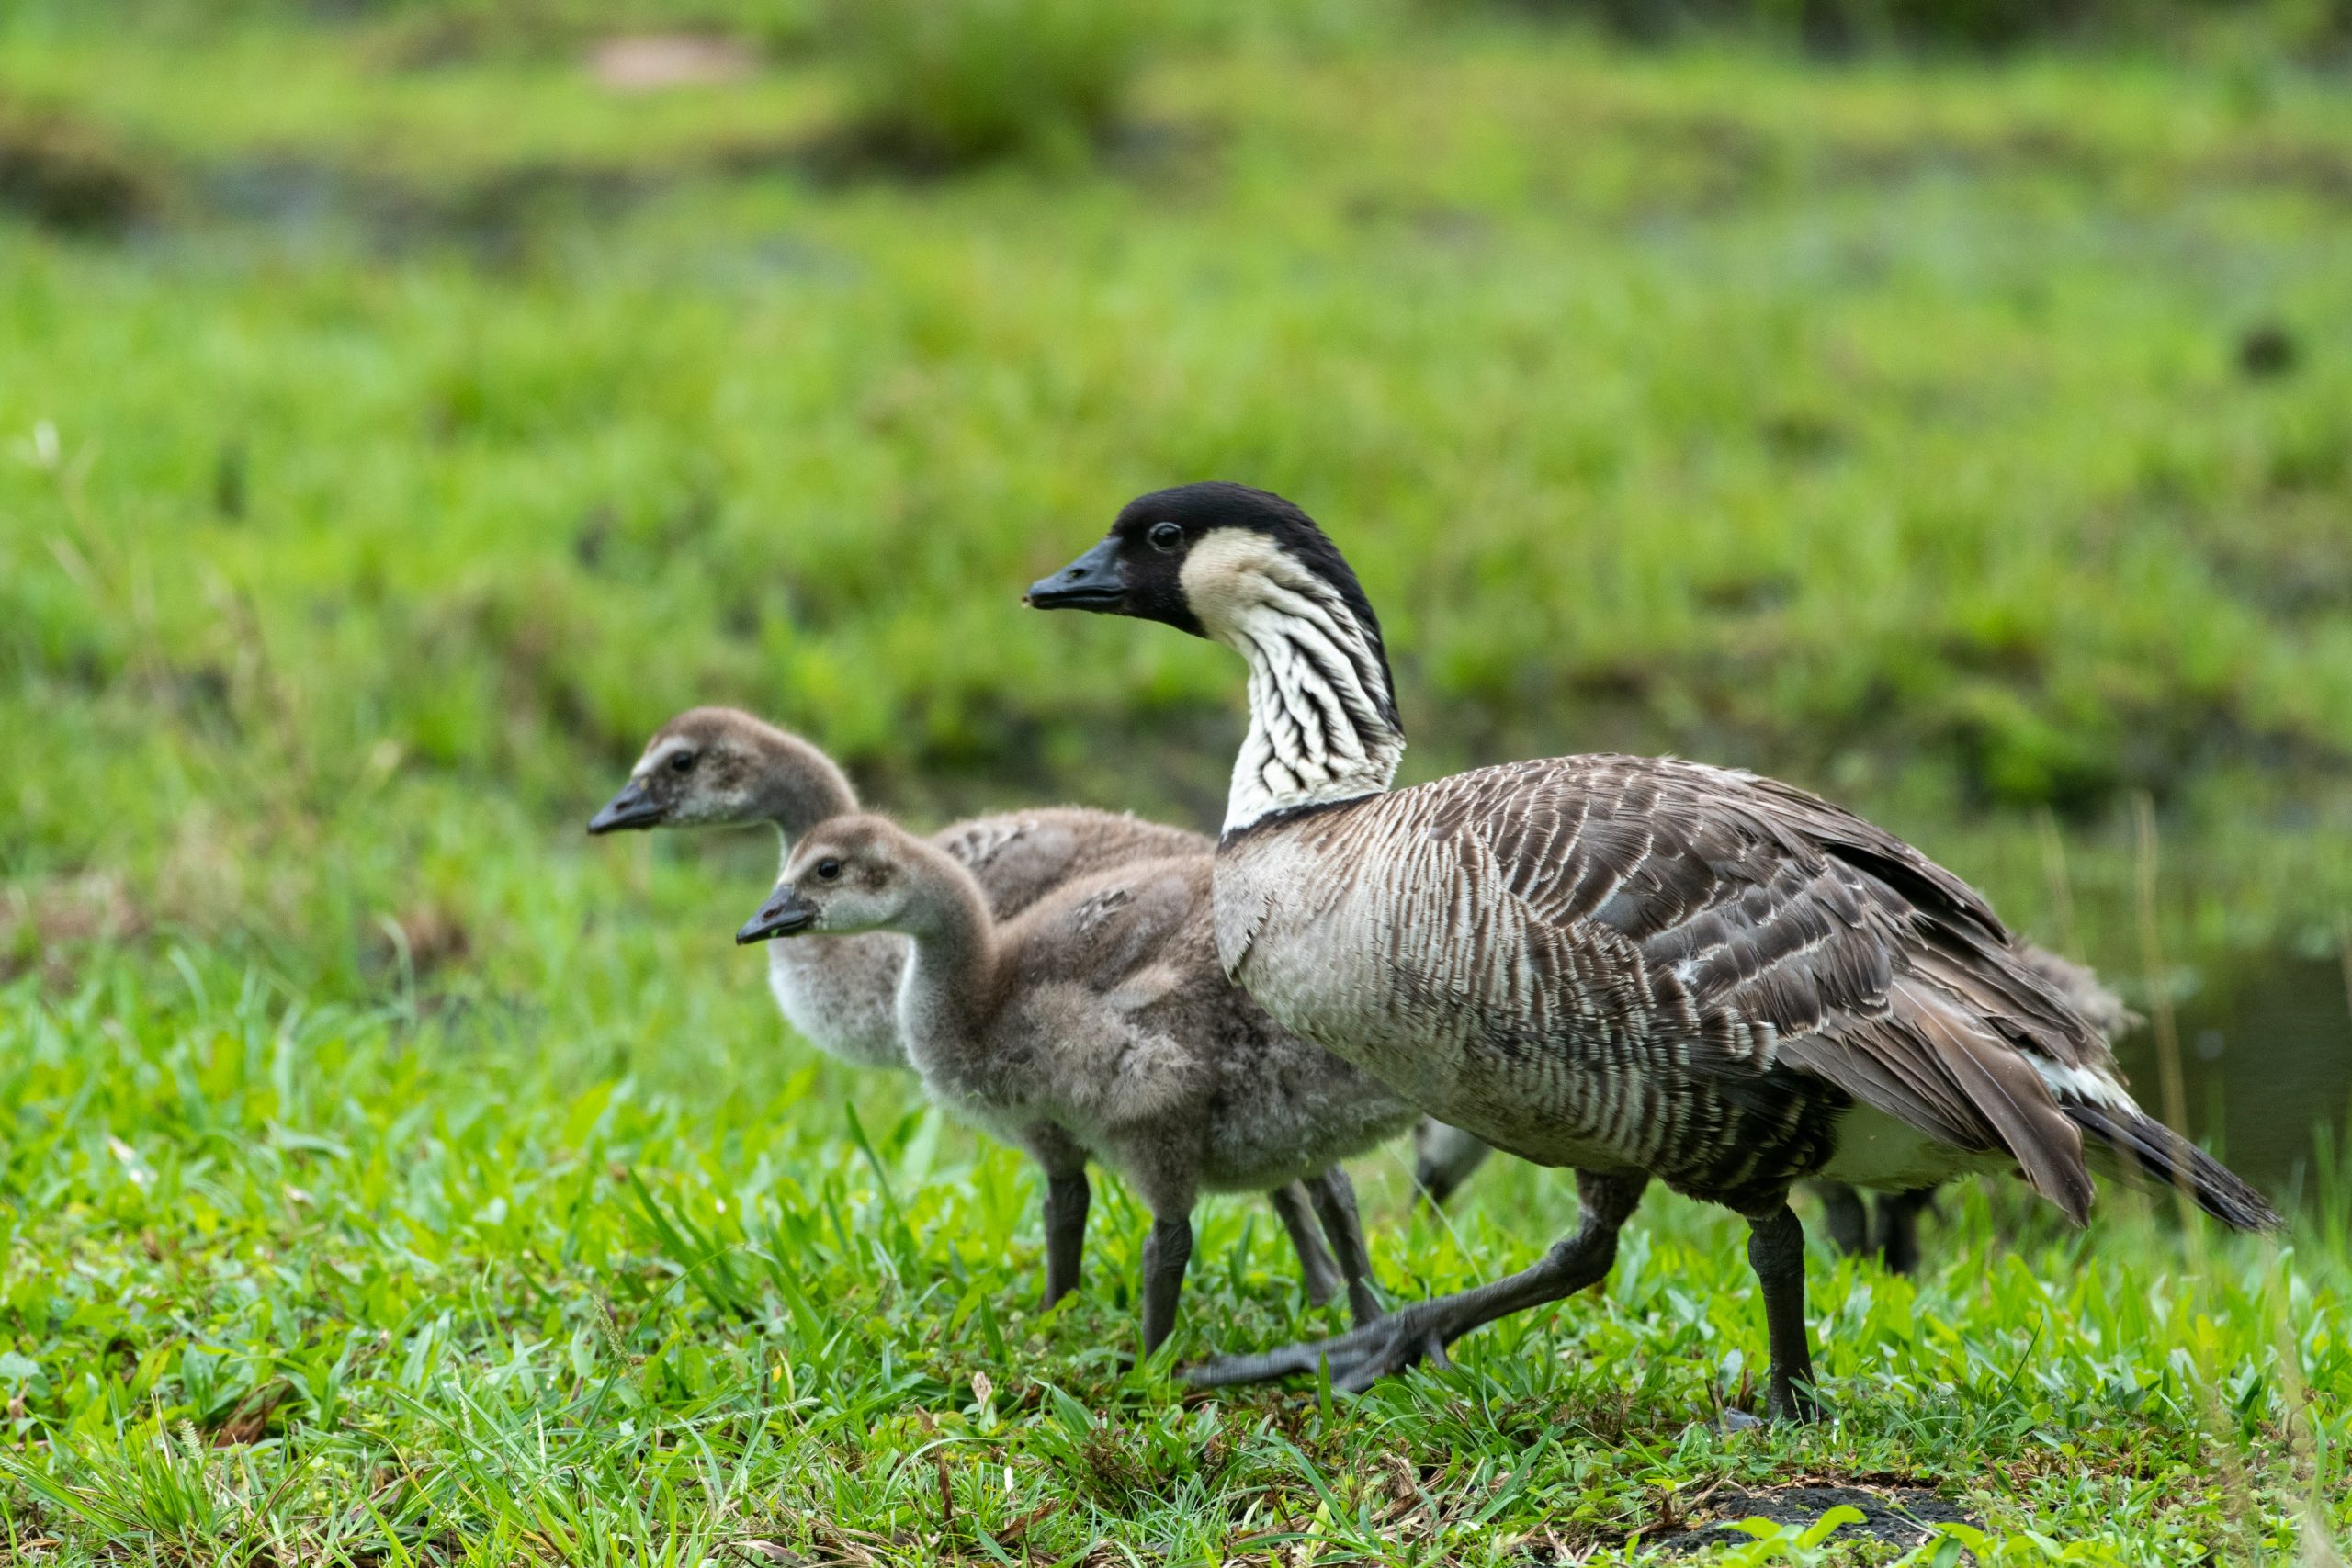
[[2064, 1102, 2284, 1233]]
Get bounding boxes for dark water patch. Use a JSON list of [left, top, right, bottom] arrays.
[[1650, 1482, 1978, 1553], [199, 156, 653, 265], [62, 110, 1182, 259], [2116, 949, 2352, 1197], [189, 141, 893, 268]]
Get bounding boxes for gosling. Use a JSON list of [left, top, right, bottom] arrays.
[[588, 706, 1375, 1315], [737, 814, 1422, 1357]]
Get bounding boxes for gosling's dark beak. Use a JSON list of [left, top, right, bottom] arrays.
[[588, 779, 663, 834], [736, 886, 820, 944], [1024, 536, 1127, 612]]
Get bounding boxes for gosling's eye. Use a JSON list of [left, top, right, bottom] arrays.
[[669, 750, 698, 773], [815, 858, 842, 881], [1148, 521, 1183, 551]]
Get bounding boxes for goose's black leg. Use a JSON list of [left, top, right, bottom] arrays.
[[1042, 1170, 1091, 1307], [1305, 1167, 1385, 1326], [1140, 1214, 1194, 1357], [1188, 1170, 1646, 1393], [1270, 1180, 1345, 1309], [1815, 1182, 1870, 1258], [1871, 1188, 1932, 1278], [1745, 1202, 1822, 1422]]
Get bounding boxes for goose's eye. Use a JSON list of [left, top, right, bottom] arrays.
[[815, 858, 842, 881], [669, 750, 698, 774], [1148, 521, 1182, 552]]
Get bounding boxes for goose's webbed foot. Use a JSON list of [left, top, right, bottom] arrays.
[[1185, 1305, 1456, 1393], [1185, 1168, 1647, 1395]]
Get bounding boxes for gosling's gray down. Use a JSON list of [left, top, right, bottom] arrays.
[[586, 705, 1388, 1314], [738, 813, 1422, 1356]]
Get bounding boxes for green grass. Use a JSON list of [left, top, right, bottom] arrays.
[[5, 949, 2347, 1562], [3, 6, 2351, 1561]]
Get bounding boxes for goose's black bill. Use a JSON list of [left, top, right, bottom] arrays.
[[737, 887, 820, 943], [1024, 536, 1127, 612], [588, 780, 662, 834]]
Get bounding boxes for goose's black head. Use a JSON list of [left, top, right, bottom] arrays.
[[1026, 484, 1397, 716]]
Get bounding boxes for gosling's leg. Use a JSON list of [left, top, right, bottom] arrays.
[[1745, 1201, 1822, 1423], [1269, 1180, 1345, 1309], [1139, 1213, 1194, 1358], [1189, 1169, 1646, 1393], [1815, 1182, 1870, 1258], [1871, 1188, 1932, 1278], [1043, 1169, 1091, 1308], [1305, 1166, 1385, 1326], [1411, 1121, 1494, 1210]]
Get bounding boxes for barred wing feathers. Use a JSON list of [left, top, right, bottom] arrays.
[[1404, 754, 2104, 1222]]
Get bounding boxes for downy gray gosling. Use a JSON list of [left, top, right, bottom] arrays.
[[736, 813, 1422, 1357], [587, 706, 1376, 1315]]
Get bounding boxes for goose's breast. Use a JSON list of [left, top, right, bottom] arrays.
[[1215, 834, 1476, 1111], [1213, 827, 1735, 1178]]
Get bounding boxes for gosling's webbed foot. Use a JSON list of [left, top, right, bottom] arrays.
[[1185, 1306, 1453, 1393]]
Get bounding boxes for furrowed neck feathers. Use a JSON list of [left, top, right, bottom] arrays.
[[1184, 533, 1405, 833]]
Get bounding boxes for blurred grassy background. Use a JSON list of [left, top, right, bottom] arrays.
[[5, 0, 2348, 1107], [2, 3, 2351, 1557]]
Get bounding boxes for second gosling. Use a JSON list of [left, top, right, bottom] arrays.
[[738, 814, 1421, 1357]]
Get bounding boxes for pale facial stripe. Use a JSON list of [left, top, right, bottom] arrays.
[[632, 736, 694, 780]]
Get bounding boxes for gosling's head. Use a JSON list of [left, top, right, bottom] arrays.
[[734, 815, 925, 943], [1025, 481, 1398, 726], [589, 707, 847, 836]]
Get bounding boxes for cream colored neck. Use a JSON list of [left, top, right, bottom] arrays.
[[1216, 601, 1404, 833]]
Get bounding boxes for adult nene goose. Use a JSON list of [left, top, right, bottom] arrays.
[[736, 815, 1420, 1351], [586, 706, 1381, 1314], [1029, 482, 2279, 1418]]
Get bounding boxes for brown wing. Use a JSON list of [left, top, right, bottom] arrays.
[[1438, 753, 2101, 1220], [937, 808, 1210, 919], [999, 854, 1217, 998]]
